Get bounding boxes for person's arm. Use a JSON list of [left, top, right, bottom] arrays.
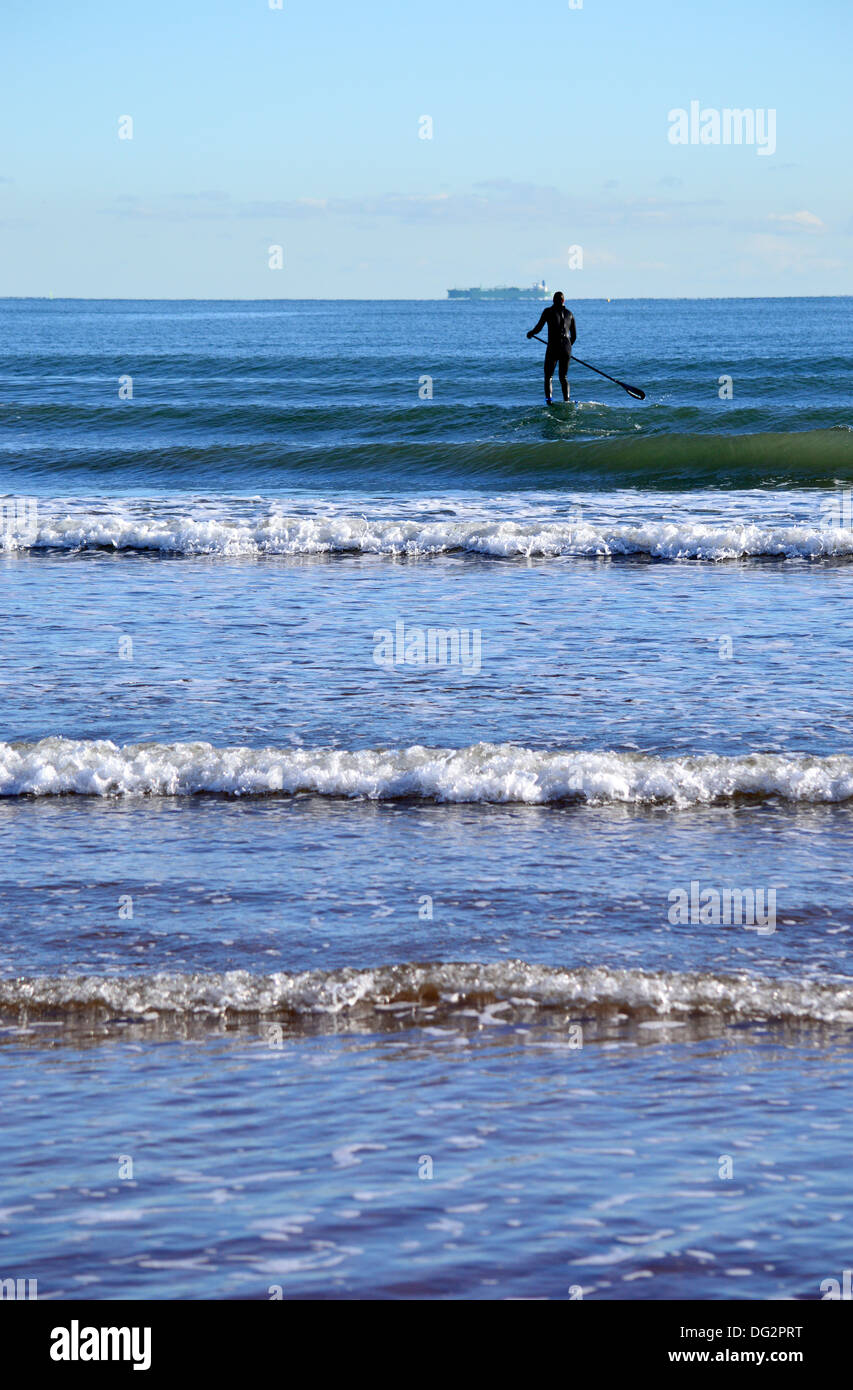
[[569, 312, 577, 345], [527, 310, 547, 339]]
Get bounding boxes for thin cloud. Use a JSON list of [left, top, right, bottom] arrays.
[[742, 233, 840, 274], [768, 210, 825, 232], [100, 181, 724, 230]]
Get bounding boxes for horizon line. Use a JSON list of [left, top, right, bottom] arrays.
[[1, 294, 850, 303]]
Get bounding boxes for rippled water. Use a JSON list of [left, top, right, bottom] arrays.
[[1, 297, 852, 1299]]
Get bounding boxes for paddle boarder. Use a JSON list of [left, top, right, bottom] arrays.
[[527, 291, 577, 404]]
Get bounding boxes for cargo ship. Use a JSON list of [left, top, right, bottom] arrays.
[[447, 280, 549, 301]]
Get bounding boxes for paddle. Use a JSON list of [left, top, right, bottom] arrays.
[[529, 335, 646, 400]]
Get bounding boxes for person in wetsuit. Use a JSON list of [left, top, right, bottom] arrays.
[[527, 291, 577, 404]]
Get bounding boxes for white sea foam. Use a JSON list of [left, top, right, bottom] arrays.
[[2, 738, 853, 805], [3, 961, 853, 1027], [3, 510, 853, 561]]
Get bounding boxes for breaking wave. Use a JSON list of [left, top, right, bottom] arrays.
[[3, 961, 853, 1031], [3, 510, 853, 561], [4, 738, 853, 805]]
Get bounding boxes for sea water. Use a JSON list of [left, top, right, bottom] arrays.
[[0, 296, 852, 1299]]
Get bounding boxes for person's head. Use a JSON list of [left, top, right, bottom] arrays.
[[553, 291, 565, 306]]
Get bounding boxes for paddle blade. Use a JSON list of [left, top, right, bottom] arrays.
[[622, 383, 646, 400]]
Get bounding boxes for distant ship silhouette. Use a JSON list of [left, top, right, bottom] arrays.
[[447, 280, 549, 301]]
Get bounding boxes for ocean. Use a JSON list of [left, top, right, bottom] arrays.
[[1, 295, 852, 1301]]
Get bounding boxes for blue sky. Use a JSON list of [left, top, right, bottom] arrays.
[[1, 0, 850, 297]]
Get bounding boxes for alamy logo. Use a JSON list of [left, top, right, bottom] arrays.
[[668, 881, 776, 933], [0, 497, 38, 544], [50, 1321, 151, 1372], [668, 102, 776, 156], [373, 620, 482, 674], [821, 1270, 853, 1299], [820, 489, 853, 529], [0, 1276, 37, 1299]]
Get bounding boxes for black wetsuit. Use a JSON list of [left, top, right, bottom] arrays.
[[528, 304, 577, 400]]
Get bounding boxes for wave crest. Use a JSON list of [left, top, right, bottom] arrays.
[[4, 510, 853, 561], [2, 738, 853, 805], [3, 961, 853, 1031], [3, 427, 852, 490]]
